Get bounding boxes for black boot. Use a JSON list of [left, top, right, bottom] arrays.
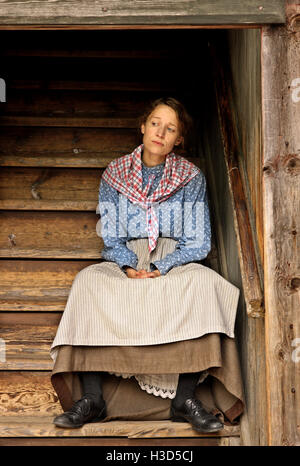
[[53, 372, 106, 428], [170, 372, 224, 433]]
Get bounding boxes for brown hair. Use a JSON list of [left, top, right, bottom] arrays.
[[139, 97, 193, 148]]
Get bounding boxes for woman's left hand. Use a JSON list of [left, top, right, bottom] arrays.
[[147, 269, 161, 278], [137, 269, 161, 278]]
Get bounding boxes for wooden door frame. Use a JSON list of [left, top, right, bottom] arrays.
[[0, 0, 286, 29], [261, 1, 300, 446], [2, 0, 299, 448]]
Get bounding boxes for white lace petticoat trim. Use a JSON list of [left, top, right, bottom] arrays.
[[109, 371, 208, 400]]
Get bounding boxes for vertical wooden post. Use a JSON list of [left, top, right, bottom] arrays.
[[262, 1, 300, 446]]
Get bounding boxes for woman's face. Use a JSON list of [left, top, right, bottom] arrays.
[[141, 104, 183, 159]]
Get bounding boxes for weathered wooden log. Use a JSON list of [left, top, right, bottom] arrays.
[[0, 312, 60, 370], [0, 211, 103, 258], [2, 49, 179, 59], [0, 260, 97, 311], [0, 116, 138, 128], [6, 79, 177, 92], [0, 167, 102, 210], [261, 1, 300, 446], [0, 0, 286, 26], [0, 91, 149, 118], [0, 127, 138, 167]]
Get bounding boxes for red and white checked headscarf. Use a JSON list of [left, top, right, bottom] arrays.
[[102, 144, 200, 252]]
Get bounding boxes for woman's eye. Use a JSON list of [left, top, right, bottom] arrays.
[[168, 127, 175, 132]]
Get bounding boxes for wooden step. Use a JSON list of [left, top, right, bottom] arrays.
[[0, 372, 240, 445], [0, 127, 137, 168], [1, 89, 148, 115], [0, 314, 59, 370], [0, 260, 96, 311], [0, 211, 103, 259], [0, 167, 102, 211], [6, 79, 176, 92], [0, 116, 138, 128], [1, 49, 180, 59]]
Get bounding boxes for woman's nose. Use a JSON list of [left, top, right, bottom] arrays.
[[156, 125, 166, 138]]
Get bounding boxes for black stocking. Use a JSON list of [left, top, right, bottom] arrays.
[[172, 372, 201, 409], [78, 371, 104, 408]]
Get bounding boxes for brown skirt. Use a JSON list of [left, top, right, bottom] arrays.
[[51, 333, 244, 425]]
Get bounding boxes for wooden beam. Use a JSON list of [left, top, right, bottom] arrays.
[[0, 211, 103, 259], [0, 312, 60, 370], [6, 79, 175, 92], [0, 91, 153, 127], [262, 2, 300, 446], [1, 49, 180, 59], [0, 167, 101, 211], [0, 116, 138, 128], [0, 127, 137, 168], [0, 260, 97, 311], [0, 1, 286, 26]]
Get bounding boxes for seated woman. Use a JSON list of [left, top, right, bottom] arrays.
[[50, 97, 244, 432]]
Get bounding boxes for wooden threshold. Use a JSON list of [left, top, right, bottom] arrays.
[[0, 416, 240, 439]]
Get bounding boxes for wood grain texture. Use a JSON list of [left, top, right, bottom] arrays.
[[0, 371, 240, 442], [0, 415, 240, 438], [0, 211, 103, 258], [0, 91, 149, 125], [0, 0, 286, 25], [0, 260, 97, 311], [0, 127, 138, 167], [227, 28, 264, 268], [221, 29, 268, 446], [6, 79, 176, 91], [210, 39, 264, 318], [2, 49, 179, 59], [0, 167, 102, 210], [0, 372, 60, 416], [200, 32, 267, 444], [0, 312, 60, 370], [262, 3, 300, 446], [0, 115, 138, 128]]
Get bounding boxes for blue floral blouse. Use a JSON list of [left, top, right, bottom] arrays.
[[98, 160, 211, 275]]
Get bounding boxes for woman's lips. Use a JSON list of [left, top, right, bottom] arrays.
[[152, 140, 163, 146]]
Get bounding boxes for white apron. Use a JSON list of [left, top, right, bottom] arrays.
[[50, 238, 240, 398]]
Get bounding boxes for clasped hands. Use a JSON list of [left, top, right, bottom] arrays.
[[125, 267, 161, 279]]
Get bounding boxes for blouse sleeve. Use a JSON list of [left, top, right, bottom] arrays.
[[150, 172, 211, 275], [98, 178, 138, 271]]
